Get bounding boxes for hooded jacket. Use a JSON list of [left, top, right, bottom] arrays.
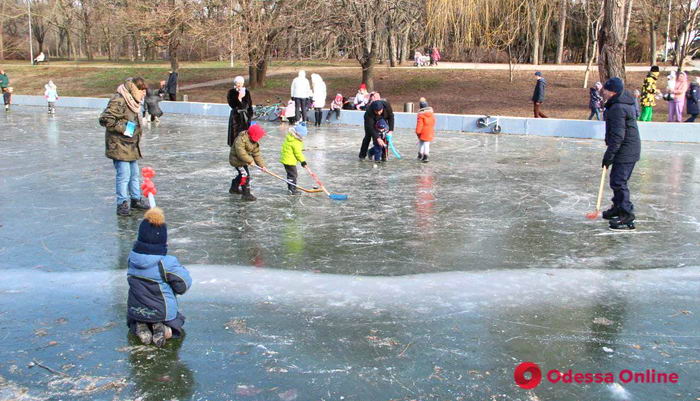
[[603, 90, 641, 165], [364, 100, 395, 140], [279, 132, 306, 166], [291, 71, 312, 99], [44, 83, 58, 102], [532, 78, 546, 103], [416, 107, 436, 141], [311, 74, 327, 108], [640, 72, 659, 107], [127, 251, 192, 331], [589, 87, 603, 110], [99, 81, 144, 161], [229, 130, 266, 168]]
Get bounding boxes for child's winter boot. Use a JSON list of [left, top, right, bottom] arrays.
[[241, 186, 257, 201], [152, 322, 167, 347], [135, 322, 152, 345], [422, 154, 429, 163], [131, 198, 150, 210], [229, 175, 242, 194]]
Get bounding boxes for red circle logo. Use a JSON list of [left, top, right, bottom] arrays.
[[514, 362, 542, 389]]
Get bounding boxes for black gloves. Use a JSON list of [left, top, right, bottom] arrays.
[[602, 158, 613, 168], [301, 161, 307, 168]]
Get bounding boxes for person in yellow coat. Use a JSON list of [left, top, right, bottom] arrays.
[[279, 123, 308, 195], [639, 66, 660, 121]]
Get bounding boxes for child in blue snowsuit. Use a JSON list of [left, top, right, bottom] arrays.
[[368, 119, 389, 162], [127, 207, 192, 347]]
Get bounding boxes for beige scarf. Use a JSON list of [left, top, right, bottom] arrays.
[[117, 81, 145, 128]]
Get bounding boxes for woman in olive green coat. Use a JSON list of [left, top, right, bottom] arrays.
[[99, 78, 150, 216]]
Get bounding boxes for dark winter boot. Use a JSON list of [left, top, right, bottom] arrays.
[[241, 186, 257, 201], [131, 197, 150, 210], [609, 211, 636, 230], [117, 201, 131, 216], [151, 322, 166, 347], [135, 322, 152, 345], [601, 205, 620, 220], [422, 154, 429, 163], [229, 175, 242, 194], [418, 153, 423, 160]]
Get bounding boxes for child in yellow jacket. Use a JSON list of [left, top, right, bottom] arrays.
[[279, 123, 308, 195]]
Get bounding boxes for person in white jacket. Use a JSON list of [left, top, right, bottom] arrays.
[[290, 70, 312, 122], [310, 73, 327, 127], [44, 80, 59, 114]]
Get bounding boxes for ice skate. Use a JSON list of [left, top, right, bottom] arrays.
[[422, 155, 429, 163], [418, 153, 423, 160], [117, 201, 131, 216], [602, 205, 620, 220], [609, 211, 635, 230], [288, 189, 300, 196], [151, 322, 166, 347], [135, 322, 152, 345], [229, 176, 242, 194]]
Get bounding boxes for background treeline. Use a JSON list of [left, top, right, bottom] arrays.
[[0, 0, 697, 87]]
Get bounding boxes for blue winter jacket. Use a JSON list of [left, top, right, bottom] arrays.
[[126, 251, 192, 327]]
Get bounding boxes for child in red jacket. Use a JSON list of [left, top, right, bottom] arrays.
[[415, 98, 435, 163]]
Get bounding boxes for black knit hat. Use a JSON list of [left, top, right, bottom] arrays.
[[603, 77, 624, 93], [133, 208, 167, 255], [650, 65, 660, 72]]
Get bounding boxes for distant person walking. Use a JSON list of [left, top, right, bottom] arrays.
[[311, 73, 327, 127], [99, 77, 150, 216], [290, 70, 312, 122], [431, 47, 441, 66], [165, 70, 178, 101], [227, 76, 253, 146], [668, 71, 689, 122], [532, 71, 548, 118], [685, 77, 700, 122], [588, 82, 603, 120], [0, 69, 8, 90], [639, 66, 659, 122]]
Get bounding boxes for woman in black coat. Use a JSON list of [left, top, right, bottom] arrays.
[[227, 76, 253, 146]]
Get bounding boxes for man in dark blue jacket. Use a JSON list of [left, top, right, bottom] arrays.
[[359, 100, 394, 161], [532, 72, 547, 118], [165, 70, 178, 101], [600, 77, 641, 230]]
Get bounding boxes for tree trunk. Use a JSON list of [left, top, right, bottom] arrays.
[[168, 0, 179, 71], [361, 58, 375, 91], [555, 0, 567, 64], [584, 3, 590, 63], [531, 13, 540, 65], [0, 0, 4, 60], [623, 0, 634, 44], [597, 0, 626, 83], [663, 0, 672, 61], [507, 45, 515, 82], [387, 33, 396, 67], [649, 22, 657, 65], [248, 64, 258, 88], [255, 58, 267, 87]]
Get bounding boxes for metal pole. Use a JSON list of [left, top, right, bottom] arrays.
[[27, 0, 34, 65]]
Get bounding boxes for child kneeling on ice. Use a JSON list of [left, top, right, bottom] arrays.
[[280, 123, 308, 195], [127, 207, 192, 347], [229, 123, 268, 201], [416, 97, 435, 162]]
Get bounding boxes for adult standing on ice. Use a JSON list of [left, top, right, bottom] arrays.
[[165, 70, 178, 101], [99, 77, 151, 216], [532, 71, 547, 118], [359, 99, 394, 161], [600, 77, 641, 230], [311, 73, 327, 127], [290, 70, 312, 122], [227, 76, 253, 146]]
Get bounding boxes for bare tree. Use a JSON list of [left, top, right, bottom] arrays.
[[598, 0, 627, 82], [555, 0, 568, 64]]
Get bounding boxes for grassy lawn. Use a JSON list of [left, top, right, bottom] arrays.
[[0, 60, 678, 121]]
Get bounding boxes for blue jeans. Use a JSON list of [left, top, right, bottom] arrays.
[[113, 160, 141, 204]]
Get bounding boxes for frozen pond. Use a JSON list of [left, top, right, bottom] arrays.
[[1, 106, 699, 400]]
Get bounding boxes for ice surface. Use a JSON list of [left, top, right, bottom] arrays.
[[1, 106, 699, 400]]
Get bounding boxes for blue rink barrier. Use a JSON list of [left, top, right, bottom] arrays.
[[11, 95, 699, 143]]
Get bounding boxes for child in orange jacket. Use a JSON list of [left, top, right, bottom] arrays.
[[415, 97, 435, 163]]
